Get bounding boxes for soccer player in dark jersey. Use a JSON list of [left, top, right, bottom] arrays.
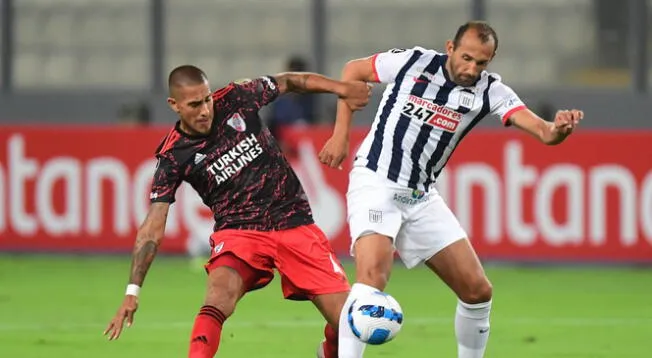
[[103, 65, 372, 358]]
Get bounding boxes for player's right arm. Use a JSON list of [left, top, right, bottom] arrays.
[[104, 203, 170, 341], [127, 202, 170, 286], [319, 48, 415, 169], [104, 151, 181, 341]]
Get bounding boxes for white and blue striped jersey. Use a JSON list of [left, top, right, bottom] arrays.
[[354, 46, 527, 191]]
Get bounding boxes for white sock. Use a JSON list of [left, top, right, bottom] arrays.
[[455, 299, 492, 358], [338, 283, 377, 358]]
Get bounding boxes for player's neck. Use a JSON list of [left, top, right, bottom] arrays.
[[443, 59, 477, 88], [177, 120, 204, 137], [178, 120, 192, 134], [443, 58, 454, 84]]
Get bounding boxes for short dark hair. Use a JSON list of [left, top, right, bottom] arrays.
[[453, 21, 498, 53], [168, 65, 208, 95]]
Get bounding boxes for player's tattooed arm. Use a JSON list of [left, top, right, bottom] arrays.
[[273, 55, 378, 95], [128, 202, 170, 286], [273, 72, 371, 112], [273, 72, 343, 95], [104, 201, 170, 341]]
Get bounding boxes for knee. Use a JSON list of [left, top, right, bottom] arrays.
[[204, 267, 245, 318], [355, 262, 391, 290], [459, 277, 493, 304], [204, 288, 240, 319], [353, 235, 394, 290]]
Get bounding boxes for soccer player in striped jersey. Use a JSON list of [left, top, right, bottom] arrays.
[[318, 21, 583, 358]]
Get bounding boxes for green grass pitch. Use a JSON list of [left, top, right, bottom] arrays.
[[0, 255, 650, 357]]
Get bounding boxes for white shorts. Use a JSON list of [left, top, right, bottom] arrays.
[[346, 167, 468, 269]]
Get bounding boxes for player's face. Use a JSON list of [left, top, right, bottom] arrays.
[[445, 31, 495, 87], [168, 83, 214, 135]]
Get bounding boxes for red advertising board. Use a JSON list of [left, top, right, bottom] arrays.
[[1, 125, 651, 262]]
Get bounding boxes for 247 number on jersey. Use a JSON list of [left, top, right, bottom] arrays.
[[401, 95, 462, 132]]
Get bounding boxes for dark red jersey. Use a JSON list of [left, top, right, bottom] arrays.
[[150, 76, 313, 231]]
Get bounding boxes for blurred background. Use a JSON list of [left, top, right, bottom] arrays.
[[0, 0, 650, 126], [0, 1, 651, 357]]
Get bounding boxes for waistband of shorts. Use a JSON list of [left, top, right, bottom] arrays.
[[350, 166, 436, 194]]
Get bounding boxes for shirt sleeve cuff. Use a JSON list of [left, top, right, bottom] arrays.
[[371, 53, 380, 83], [501, 105, 527, 126]]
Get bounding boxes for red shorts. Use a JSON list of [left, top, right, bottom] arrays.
[[204, 224, 350, 301]]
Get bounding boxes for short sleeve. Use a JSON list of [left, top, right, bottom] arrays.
[[231, 76, 281, 110], [489, 81, 527, 126], [149, 153, 182, 204], [371, 48, 419, 84]]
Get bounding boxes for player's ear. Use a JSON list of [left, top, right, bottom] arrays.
[[167, 97, 179, 113], [445, 40, 454, 56]]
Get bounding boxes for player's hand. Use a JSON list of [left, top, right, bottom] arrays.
[[553, 109, 583, 136], [339, 81, 373, 111], [104, 295, 139, 341], [319, 134, 349, 170]]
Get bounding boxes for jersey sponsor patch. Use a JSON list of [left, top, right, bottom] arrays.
[[402, 95, 463, 132], [205, 133, 264, 185], [393, 189, 428, 205]]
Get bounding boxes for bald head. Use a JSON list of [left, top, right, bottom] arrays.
[[168, 65, 209, 97]]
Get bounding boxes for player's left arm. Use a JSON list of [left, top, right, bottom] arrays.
[[490, 81, 583, 145], [273, 72, 371, 111], [231, 74, 370, 113], [508, 108, 583, 145]]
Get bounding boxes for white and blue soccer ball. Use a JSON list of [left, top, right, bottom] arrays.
[[347, 291, 404, 345]]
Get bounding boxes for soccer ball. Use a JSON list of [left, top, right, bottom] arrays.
[[347, 291, 404, 345]]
